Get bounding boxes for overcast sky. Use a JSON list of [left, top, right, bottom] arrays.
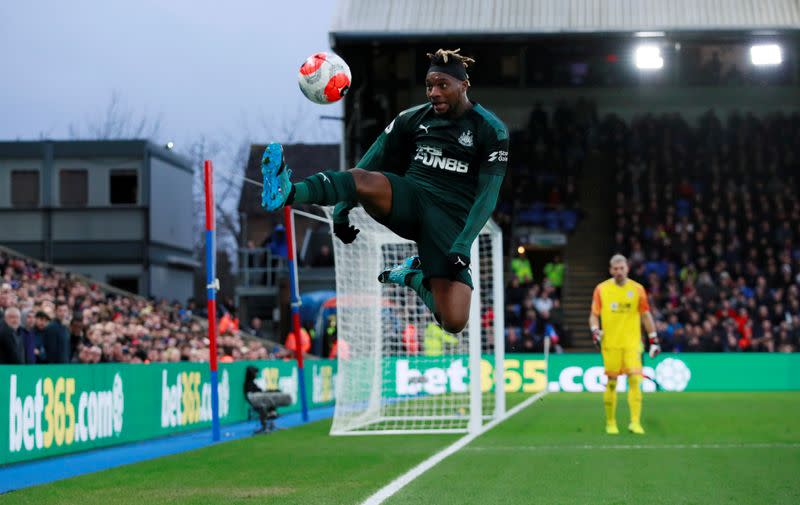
[[0, 0, 341, 146]]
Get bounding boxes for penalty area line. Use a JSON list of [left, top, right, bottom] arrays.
[[360, 390, 548, 505]]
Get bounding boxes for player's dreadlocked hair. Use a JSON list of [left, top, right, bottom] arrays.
[[426, 48, 476, 69], [426, 48, 475, 83]]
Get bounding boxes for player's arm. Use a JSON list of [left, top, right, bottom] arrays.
[[638, 285, 660, 357], [447, 172, 504, 265], [589, 286, 602, 348], [447, 128, 508, 272], [642, 310, 660, 357]]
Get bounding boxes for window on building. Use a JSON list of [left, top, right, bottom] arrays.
[[11, 171, 40, 208], [60, 169, 88, 207], [110, 170, 138, 205]]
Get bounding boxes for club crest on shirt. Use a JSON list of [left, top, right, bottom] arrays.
[[627, 291, 634, 298], [458, 130, 473, 147]]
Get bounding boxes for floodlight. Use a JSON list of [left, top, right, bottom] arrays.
[[635, 45, 663, 70], [750, 44, 782, 66]]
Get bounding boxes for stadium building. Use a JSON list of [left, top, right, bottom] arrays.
[[331, 0, 800, 350], [0, 140, 196, 301]]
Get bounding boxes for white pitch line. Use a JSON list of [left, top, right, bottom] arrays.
[[360, 391, 548, 505], [464, 442, 800, 451]]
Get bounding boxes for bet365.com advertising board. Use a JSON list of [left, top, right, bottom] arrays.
[[388, 353, 800, 396], [1, 360, 337, 466], [4, 354, 799, 465]]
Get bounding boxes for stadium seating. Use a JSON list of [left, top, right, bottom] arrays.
[[605, 110, 800, 353], [0, 249, 278, 364], [493, 100, 599, 352]]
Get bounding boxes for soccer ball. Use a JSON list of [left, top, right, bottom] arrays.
[[298, 52, 351, 105]]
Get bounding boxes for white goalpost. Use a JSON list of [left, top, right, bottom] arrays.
[[324, 207, 505, 435]]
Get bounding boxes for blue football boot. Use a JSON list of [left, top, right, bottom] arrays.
[[378, 256, 422, 285], [260, 143, 293, 211]]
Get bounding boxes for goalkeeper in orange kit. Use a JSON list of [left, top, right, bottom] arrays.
[[588, 254, 660, 435]]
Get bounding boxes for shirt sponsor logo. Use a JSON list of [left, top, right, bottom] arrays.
[[609, 301, 633, 313], [488, 150, 508, 162], [414, 145, 469, 173]]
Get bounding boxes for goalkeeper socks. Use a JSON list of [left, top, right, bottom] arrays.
[[604, 379, 618, 424], [405, 272, 437, 317], [290, 171, 356, 206], [628, 373, 642, 425]]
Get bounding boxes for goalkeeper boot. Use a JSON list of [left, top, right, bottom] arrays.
[[628, 422, 645, 435], [261, 143, 293, 211], [605, 422, 619, 435], [378, 256, 422, 285]]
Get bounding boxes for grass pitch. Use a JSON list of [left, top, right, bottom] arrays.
[[5, 393, 800, 505]]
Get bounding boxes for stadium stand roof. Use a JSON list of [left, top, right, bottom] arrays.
[[331, 0, 800, 39], [0, 139, 192, 172]]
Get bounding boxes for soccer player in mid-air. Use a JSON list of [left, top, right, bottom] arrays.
[[589, 254, 660, 435], [260, 48, 508, 334]]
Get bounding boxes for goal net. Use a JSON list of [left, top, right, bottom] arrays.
[[325, 207, 505, 435]]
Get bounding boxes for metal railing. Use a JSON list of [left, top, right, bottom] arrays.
[[237, 248, 288, 287]]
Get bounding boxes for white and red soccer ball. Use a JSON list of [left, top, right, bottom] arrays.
[[298, 52, 351, 105]]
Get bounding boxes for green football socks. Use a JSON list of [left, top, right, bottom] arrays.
[[290, 171, 356, 206], [405, 272, 437, 316]]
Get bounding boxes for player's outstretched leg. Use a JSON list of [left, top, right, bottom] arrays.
[[260, 143, 360, 212]]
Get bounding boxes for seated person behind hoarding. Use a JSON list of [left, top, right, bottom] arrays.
[[260, 48, 508, 335], [243, 365, 292, 434]]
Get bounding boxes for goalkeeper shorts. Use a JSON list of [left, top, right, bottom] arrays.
[[601, 346, 643, 375], [377, 172, 473, 289]]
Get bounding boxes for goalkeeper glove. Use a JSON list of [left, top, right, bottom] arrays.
[[446, 252, 470, 278], [591, 327, 603, 348], [333, 221, 360, 244], [648, 332, 661, 358]]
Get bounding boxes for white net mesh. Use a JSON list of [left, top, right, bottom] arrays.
[[324, 207, 504, 435]]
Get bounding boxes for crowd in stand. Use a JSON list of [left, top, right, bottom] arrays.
[[0, 251, 276, 364], [495, 99, 598, 352], [605, 109, 800, 352], [502, 99, 593, 235], [504, 252, 567, 353]]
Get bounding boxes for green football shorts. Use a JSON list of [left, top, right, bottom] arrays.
[[375, 172, 473, 289]]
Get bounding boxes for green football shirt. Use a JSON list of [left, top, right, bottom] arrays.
[[358, 102, 509, 216]]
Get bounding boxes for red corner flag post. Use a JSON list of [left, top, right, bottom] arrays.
[[284, 205, 309, 422], [204, 160, 221, 441]]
